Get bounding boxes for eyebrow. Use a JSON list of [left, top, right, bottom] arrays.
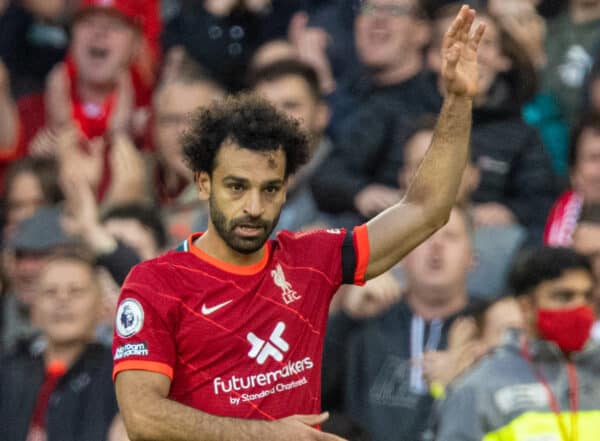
[[222, 176, 284, 186], [222, 176, 249, 184]]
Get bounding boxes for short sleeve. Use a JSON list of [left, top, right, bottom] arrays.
[[277, 224, 370, 288], [112, 264, 178, 382]]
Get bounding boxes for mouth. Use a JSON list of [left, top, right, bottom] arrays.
[[367, 29, 391, 45], [51, 312, 75, 324], [427, 255, 443, 271], [234, 224, 265, 238], [87, 46, 110, 61]]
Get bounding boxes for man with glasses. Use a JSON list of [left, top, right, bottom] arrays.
[[312, 0, 443, 227]]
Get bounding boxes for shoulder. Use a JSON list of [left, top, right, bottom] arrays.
[[348, 302, 410, 343], [274, 228, 348, 250], [0, 349, 33, 372], [450, 344, 523, 394], [124, 249, 195, 284]]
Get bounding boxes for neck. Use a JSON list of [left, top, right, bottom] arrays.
[[570, 2, 600, 24], [371, 54, 423, 87], [78, 78, 116, 104], [308, 134, 323, 157], [45, 340, 87, 368], [195, 223, 266, 267], [405, 285, 467, 321]]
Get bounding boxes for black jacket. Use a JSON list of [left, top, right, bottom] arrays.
[[470, 79, 557, 234], [323, 302, 463, 441], [0, 342, 118, 441], [311, 71, 442, 216], [312, 75, 556, 239]]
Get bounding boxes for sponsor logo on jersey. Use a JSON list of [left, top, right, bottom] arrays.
[[247, 321, 289, 364], [213, 357, 314, 395], [326, 228, 342, 234], [116, 298, 144, 338], [271, 264, 301, 305], [114, 342, 149, 360]]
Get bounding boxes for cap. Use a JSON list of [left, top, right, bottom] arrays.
[[7, 206, 79, 253], [76, 0, 145, 27]]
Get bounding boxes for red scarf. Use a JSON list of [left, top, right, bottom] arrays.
[[544, 190, 583, 246], [66, 58, 116, 140]]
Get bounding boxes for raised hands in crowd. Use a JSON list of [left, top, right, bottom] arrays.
[[204, 0, 272, 16], [0, 59, 17, 150], [289, 11, 336, 94]]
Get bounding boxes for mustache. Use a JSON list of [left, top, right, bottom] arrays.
[[230, 217, 269, 229]]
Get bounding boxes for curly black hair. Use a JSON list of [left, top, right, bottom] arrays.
[[508, 247, 592, 297], [181, 93, 310, 178]]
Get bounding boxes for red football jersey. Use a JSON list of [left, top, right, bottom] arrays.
[[112, 226, 369, 419]]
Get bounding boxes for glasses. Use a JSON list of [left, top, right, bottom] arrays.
[[357, 2, 415, 17]]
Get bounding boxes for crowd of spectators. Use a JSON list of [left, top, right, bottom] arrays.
[[1, 0, 600, 440]]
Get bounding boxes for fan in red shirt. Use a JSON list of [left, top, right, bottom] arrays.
[[113, 7, 484, 441], [0, 0, 160, 196]]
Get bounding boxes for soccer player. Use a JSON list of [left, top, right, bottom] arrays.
[[113, 6, 485, 441]]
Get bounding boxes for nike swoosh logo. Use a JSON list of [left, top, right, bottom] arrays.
[[201, 300, 233, 315]]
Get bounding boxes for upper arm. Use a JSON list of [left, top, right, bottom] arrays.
[[112, 265, 178, 382], [115, 370, 171, 432], [365, 201, 441, 280], [435, 383, 484, 441]]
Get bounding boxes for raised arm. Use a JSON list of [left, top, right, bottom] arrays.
[[364, 5, 485, 280], [115, 371, 346, 441], [0, 59, 18, 151]]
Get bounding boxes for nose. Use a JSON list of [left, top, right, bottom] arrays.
[[243, 190, 265, 218]]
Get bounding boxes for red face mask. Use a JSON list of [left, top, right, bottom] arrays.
[[536, 305, 596, 353]]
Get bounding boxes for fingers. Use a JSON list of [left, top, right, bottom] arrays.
[[444, 5, 481, 48], [460, 8, 475, 43], [286, 412, 330, 427], [288, 11, 309, 43], [45, 63, 71, 129], [470, 23, 486, 51], [318, 431, 348, 441]]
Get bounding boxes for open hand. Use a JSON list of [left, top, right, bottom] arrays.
[[104, 133, 149, 205], [472, 202, 516, 227], [342, 272, 402, 319], [0, 58, 9, 93], [45, 62, 72, 130], [270, 413, 347, 441], [354, 184, 401, 218], [204, 0, 238, 16], [56, 124, 106, 192], [289, 12, 336, 94], [243, 0, 271, 13], [109, 72, 135, 135], [440, 5, 485, 97]]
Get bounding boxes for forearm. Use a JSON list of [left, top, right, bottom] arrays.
[[0, 91, 18, 149], [406, 94, 472, 215], [123, 395, 273, 441], [365, 95, 472, 278]]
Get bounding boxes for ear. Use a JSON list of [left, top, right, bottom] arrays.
[[517, 294, 536, 332], [413, 18, 431, 50], [571, 168, 583, 193], [314, 101, 331, 134], [468, 247, 477, 271], [281, 179, 289, 204], [195, 171, 211, 201], [496, 53, 513, 73]]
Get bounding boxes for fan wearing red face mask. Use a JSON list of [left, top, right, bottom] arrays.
[[435, 247, 600, 441]]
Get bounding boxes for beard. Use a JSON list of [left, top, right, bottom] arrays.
[[209, 193, 280, 254]]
